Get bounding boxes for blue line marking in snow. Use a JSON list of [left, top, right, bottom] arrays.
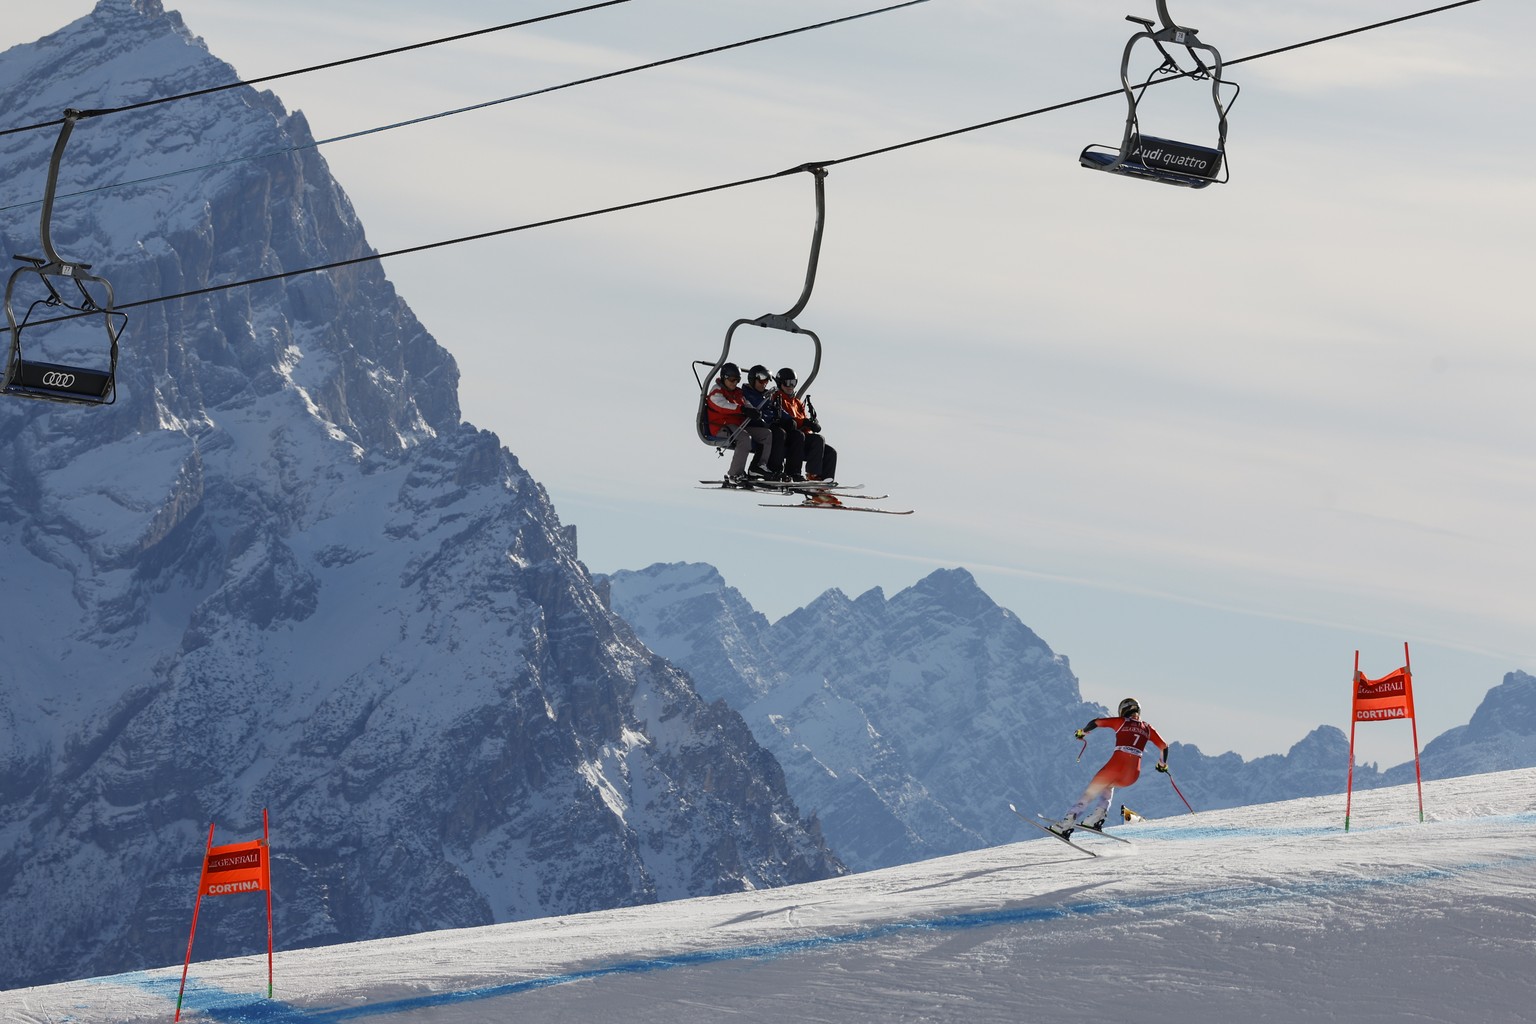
[[115, 841, 1536, 1023], [1110, 809, 1536, 843]]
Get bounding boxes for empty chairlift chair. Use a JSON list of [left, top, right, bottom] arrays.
[[3, 109, 125, 406], [1079, 0, 1239, 189]]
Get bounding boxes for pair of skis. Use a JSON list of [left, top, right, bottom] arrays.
[[698, 478, 913, 515], [1008, 804, 1133, 859]]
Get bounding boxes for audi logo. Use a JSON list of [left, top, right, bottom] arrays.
[[42, 371, 76, 388]]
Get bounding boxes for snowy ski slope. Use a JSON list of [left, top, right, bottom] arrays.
[[5, 769, 1533, 1024]]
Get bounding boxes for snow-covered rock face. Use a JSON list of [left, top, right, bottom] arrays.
[[0, 0, 458, 450], [0, 3, 840, 990]]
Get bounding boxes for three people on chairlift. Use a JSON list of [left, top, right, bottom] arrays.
[[705, 362, 836, 487]]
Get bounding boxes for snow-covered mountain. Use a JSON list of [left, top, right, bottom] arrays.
[[605, 563, 1103, 869], [8, 768, 1534, 1024], [0, 1, 840, 990], [607, 563, 1536, 867]]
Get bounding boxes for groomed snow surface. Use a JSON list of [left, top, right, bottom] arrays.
[[6, 769, 1533, 1024]]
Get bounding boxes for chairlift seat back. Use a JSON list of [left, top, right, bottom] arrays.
[[1080, 135, 1223, 188], [696, 398, 734, 447], [2, 357, 114, 404]]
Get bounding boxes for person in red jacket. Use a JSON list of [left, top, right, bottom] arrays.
[[769, 367, 838, 483], [705, 362, 771, 485], [1052, 697, 1169, 837]]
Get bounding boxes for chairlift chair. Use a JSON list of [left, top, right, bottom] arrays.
[[1079, 0, 1238, 189], [2, 109, 124, 406], [695, 165, 827, 451]]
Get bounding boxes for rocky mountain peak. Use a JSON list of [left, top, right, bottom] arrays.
[[1465, 671, 1536, 739], [90, 0, 164, 24], [607, 562, 1100, 869], [2, 1, 460, 458], [0, 13, 839, 990], [898, 565, 985, 608], [1283, 725, 1350, 767]]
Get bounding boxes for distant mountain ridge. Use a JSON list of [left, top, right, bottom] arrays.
[[0, 1, 839, 989], [1384, 669, 1536, 782], [605, 563, 1536, 868], [605, 563, 1097, 869]]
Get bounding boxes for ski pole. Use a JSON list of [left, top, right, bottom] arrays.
[[1164, 769, 1196, 815]]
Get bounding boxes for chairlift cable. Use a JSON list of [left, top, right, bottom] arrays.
[[27, 0, 1484, 324], [1224, 0, 1481, 71], [0, 0, 639, 139], [107, 166, 802, 315], [0, 0, 936, 215]]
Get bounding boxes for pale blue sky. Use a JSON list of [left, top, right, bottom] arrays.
[[9, 1, 1532, 767]]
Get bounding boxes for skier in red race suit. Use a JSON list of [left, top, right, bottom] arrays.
[[1053, 697, 1169, 837]]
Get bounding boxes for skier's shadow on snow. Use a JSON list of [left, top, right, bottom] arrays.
[[714, 903, 836, 928], [892, 865, 1109, 898]]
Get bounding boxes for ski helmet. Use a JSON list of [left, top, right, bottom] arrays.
[[1118, 697, 1141, 717], [748, 364, 772, 383], [775, 367, 798, 386], [719, 362, 741, 380]]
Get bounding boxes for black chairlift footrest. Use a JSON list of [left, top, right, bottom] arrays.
[[2, 359, 115, 404]]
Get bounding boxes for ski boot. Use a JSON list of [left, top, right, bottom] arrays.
[[1048, 815, 1078, 840]]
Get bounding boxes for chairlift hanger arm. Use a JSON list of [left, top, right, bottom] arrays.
[[1126, 0, 1217, 79], [762, 163, 829, 328], [1122, 10, 1223, 79], [38, 110, 87, 270], [1153, 0, 1196, 37], [20, 110, 115, 294], [756, 164, 827, 394]]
